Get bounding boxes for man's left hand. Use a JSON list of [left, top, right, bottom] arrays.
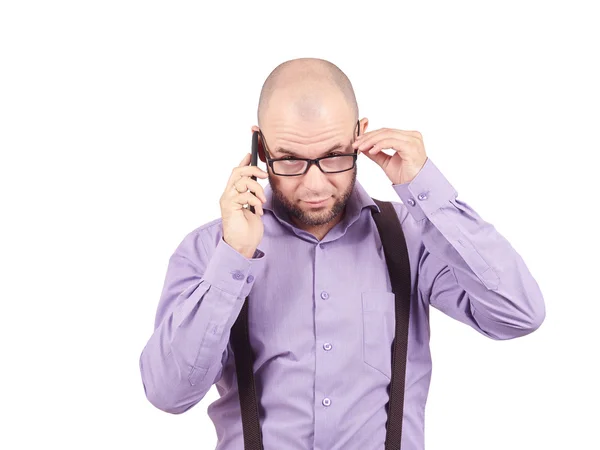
[[352, 128, 428, 185]]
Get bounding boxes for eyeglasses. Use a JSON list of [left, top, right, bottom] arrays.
[[259, 120, 360, 177]]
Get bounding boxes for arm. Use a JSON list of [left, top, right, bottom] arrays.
[[394, 158, 545, 340], [139, 230, 265, 413]]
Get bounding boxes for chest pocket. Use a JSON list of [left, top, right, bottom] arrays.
[[362, 291, 396, 380]]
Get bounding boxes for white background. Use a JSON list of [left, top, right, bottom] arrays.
[[1, 1, 598, 449]]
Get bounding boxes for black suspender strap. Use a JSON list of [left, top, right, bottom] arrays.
[[230, 298, 264, 449], [371, 198, 412, 450], [230, 199, 412, 449]]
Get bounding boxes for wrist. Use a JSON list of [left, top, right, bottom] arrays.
[[223, 238, 255, 259], [238, 248, 256, 259]]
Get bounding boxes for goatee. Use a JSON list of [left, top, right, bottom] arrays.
[[269, 167, 357, 227]]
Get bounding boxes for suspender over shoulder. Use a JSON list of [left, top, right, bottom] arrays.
[[230, 198, 412, 449]]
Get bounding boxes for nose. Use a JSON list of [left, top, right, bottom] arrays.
[[302, 161, 329, 191]]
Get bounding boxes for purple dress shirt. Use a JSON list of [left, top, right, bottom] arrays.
[[139, 157, 545, 449]]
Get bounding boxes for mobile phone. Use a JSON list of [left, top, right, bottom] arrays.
[[249, 131, 259, 214]]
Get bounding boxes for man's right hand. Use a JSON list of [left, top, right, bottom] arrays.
[[220, 153, 269, 259]]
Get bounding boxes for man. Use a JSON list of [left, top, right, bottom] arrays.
[[139, 57, 545, 449]]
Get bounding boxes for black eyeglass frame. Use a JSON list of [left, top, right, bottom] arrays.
[[258, 120, 361, 177]]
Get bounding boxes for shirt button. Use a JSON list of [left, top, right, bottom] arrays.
[[232, 271, 244, 281], [319, 243, 325, 249], [322, 398, 331, 407], [320, 291, 329, 300], [323, 343, 332, 351], [246, 275, 254, 283], [418, 192, 428, 200], [407, 198, 416, 206]]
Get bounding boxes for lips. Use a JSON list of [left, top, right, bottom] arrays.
[[304, 198, 330, 207]]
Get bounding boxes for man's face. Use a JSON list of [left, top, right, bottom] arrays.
[[262, 115, 358, 228]]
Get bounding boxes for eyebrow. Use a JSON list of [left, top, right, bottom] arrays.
[[273, 143, 348, 158]]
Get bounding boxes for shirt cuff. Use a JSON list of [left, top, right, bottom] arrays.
[[202, 237, 265, 298], [392, 157, 458, 221]]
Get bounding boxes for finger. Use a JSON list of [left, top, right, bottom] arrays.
[[355, 132, 412, 152], [368, 138, 412, 154], [233, 165, 268, 181], [234, 192, 264, 211], [235, 178, 267, 202], [250, 193, 265, 216], [355, 128, 387, 141], [256, 201, 264, 216], [228, 165, 268, 191], [353, 128, 388, 147], [399, 130, 423, 139], [238, 165, 269, 180], [366, 145, 391, 167], [356, 128, 419, 143], [354, 128, 416, 146], [238, 153, 251, 167], [229, 156, 251, 189], [234, 191, 263, 206], [244, 202, 264, 216], [353, 129, 389, 150], [243, 205, 263, 220]]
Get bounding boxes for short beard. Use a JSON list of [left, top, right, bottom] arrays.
[[269, 167, 357, 227]]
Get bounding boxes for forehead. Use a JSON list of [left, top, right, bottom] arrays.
[[262, 121, 357, 158]]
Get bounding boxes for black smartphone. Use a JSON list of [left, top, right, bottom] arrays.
[[249, 131, 259, 214]]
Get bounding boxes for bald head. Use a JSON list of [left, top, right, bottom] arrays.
[[257, 58, 358, 129]]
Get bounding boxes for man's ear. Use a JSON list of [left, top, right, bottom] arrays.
[[251, 125, 267, 163], [358, 117, 369, 136]]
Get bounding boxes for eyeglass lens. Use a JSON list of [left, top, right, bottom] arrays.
[[272, 155, 355, 175]]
